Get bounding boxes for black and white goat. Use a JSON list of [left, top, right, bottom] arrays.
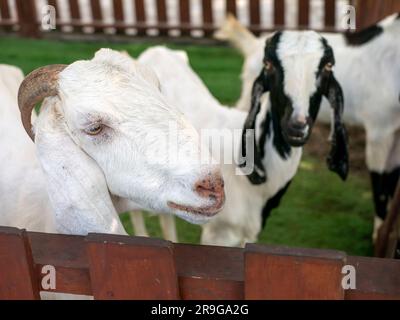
[[138, 30, 348, 247], [216, 13, 400, 240]]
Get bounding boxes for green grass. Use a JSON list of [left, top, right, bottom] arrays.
[[0, 36, 374, 256]]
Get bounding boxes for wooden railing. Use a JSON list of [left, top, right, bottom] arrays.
[[1, 0, 398, 39], [0, 226, 399, 300]]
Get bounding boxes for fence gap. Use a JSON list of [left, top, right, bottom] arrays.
[[244, 244, 346, 299], [86, 234, 180, 299], [0, 227, 40, 300]]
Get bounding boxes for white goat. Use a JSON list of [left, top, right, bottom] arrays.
[[0, 49, 225, 237], [216, 13, 400, 239], [138, 32, 348, 247]]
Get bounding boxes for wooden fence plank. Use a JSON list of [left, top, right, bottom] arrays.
[[298, 0, 310, 28], [0, 227, 40, 299], [0, 0, 12, 30], [226, 0, 237, 16], [324, 0, 336, 28], [68, 0, 82, 32], [156, 0, 168, 36], [249, 0, 261, 35], [346, 256, 400, 300], [15, 0, 39, 38], [90, 0, 103, 33], [244, 244, 346, 300], [175, 244, 244, 300], [202, 0, 213, 36], [274, 0, 285, 27], [134, 0, 146, 36], [113, 0, 124, 34], [179, 0, 191, 36], [86, 234, 179, 300]]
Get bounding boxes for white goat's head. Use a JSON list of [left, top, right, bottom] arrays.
[[18, 49, 225, 232]]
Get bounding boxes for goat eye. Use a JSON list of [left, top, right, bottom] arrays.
[[85, 124, 103, 135], [264, 61, 273, 71], [325, 62, 333, 72]]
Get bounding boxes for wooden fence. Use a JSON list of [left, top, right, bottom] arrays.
[[0, 226, 399, 300], [0, 0, 399, 39]]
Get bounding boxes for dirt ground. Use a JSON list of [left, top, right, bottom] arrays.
[[305, 123, 368, 177]]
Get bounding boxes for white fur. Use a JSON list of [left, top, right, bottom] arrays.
[[139, 47, 307, 247], [0, 49, 224, 237]]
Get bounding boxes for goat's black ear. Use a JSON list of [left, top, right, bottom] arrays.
[[324, 74, 349, 181], [240, 69, 270, 184]]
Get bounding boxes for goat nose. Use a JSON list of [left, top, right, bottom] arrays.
[[195, 172, 225, 212], [290, 115, 308, 131]]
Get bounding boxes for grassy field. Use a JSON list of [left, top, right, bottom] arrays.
[[0, 36, 374, 256]]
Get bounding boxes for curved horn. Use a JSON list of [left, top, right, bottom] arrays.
[[18, 64, 67, 141]]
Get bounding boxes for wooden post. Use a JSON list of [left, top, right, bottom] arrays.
[[298, 0, 310, 29], [134, 0, 146, 36], [0, 227, 40, 299], [179, 0, 191, 37], [324, 0, 336, 29], [245, 244, 346, 300], [0, 0, 12, 31], [156, 0, 168, 36], [226, 0, 237, 16], [202, 0, 213, 37], [249, 0, 260, 35], [90, 0, 103, 33], [375, 181, 400, 258], [68, 0, 82, 33], [86, 234, 180, 300], [15, 0, 39, 38], [274, 0, 285, 27], [113, 0, 124, 34]]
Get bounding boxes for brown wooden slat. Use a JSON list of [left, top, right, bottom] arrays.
[[249, 0, 261, 35], [90, 0, 103, 33], [0, 0, 12, 31], [274, 0, 285, 26], [24, 231, 400, 300], [346, 256, 400, 300], [68, 0, 82, 32], [298, 0, 310, 28], [244, 244, 346, 300], [134, 0, 146, 36], [0, 227, 40, 299], [113, 0, 124, 34], [179, 0, 191, 36], [226, 0, 237, 16], [156, 0, 168, 36], [47, 0, 60, 18], [202, 0, 213, 37], [324, 0, 336, 28], [86, 234, 180, 300], [15, 0, 39, 38], [175, 244, 244, 300]]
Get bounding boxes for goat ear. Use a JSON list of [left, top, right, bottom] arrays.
[[34, 100, 126, 235], [323, 74, 349, 181], [137, 64, 161, 91], [240, 69, 270, 184]]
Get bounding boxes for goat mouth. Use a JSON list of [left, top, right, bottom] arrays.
[[167, 194, 225, 217]]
